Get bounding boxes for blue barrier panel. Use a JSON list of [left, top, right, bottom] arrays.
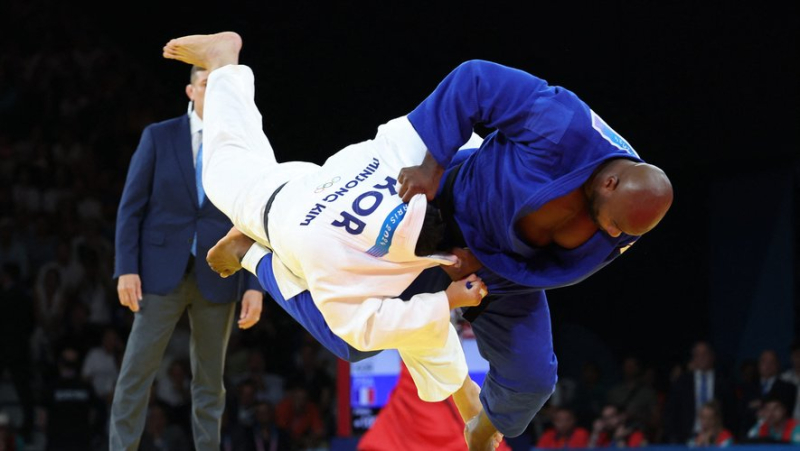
[[331, 439, 799, 451]]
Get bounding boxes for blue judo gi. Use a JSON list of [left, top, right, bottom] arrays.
[[254, 60, 645, 436]]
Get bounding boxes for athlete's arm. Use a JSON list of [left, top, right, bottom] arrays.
[[313, 273, 485, 352], [406, 59, 554, 168]]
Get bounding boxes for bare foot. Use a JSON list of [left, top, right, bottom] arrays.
[[162, 31, 242, 72], [207, 226, 254, 278]]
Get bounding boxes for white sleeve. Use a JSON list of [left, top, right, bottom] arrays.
[[311, 270, 468, 402], [241, 242, 270, 275], [399, 324, 468, 401], [312, 272, 452, 353], [374, 116, 430, 165]]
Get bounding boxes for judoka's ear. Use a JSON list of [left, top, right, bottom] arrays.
[[603, 175, 619, 191]]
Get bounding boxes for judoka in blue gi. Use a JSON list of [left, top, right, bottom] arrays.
[[164, 33, 673, 451]]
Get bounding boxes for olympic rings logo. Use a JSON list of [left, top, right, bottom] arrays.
[[314, 176, 341, 193]]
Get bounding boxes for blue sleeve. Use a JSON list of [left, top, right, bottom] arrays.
[[407, 60, 554, 167], [244, 272, 261, 292], [114, 126, 156, 278], [255, 254, 379, 363]]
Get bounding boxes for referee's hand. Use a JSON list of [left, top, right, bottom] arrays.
[[117, 273, 142, 313]]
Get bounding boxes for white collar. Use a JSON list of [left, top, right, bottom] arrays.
[[189, 109, 203, 135]]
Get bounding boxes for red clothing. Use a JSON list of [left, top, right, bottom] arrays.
[[756, 418, 799, 442], [358, 363, 511, 451], [594, 430, 647, 447], [536, 427, 590, 448], [275, 397, 324, 441], [715, 429, 734, 446]]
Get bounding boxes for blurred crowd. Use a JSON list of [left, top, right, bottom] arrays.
[[0, 4, 338, 451], [0, 3, 798, 451], [527, 342, 800, 448]]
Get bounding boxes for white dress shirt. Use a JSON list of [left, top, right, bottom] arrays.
[[694, 369, 715, 432]]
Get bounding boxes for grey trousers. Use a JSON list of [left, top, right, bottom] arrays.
[[108, 272, 236, 451]]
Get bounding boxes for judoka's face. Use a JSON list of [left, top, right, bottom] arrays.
[[587, 161, 673, 238], [587, 187, 624, 238]]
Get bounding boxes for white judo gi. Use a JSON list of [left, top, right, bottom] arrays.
[[201, 64, 478, 401]]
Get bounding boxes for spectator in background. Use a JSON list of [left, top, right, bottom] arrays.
[[588, 404, 648, 448], [71, 218, 113, 273], [606, 356, 659, 433], [745, 396, 800, 444], [780, 341, 800, 419], [0, 263, 35, 442], [287, 344, 334, 425], [40, 167, 72, 215], [735, 359, 757, 401], [59, 301, 94, 362], [30, 266, 67, 373], [275, 383, 325, 451], [228, 379, 259, 432], [43, 347, 103, 451], [536, 406, 590, 448], [664, 341, 737, 444], [0, 218, 29, 281], [0, 411, 25, 451], [23, 214, 58, 273], [32, 262, 66, 333], [739, 349, 797, 438], [73, 246, 113, 328], [223, 331, 250, 386], [35, 240, 83, 294], [11, 166, 41, 213], [572, 361, 609, 428], [232, 350, 285, 407], [81, 326, 122, 406], [154, 359, 191, 435], [688, 401, 734, 447], [232, 401, 291, 451], [138, 402, 190, 451]]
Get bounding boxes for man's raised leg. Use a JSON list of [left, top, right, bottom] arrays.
[[163, 32, 288, 246]]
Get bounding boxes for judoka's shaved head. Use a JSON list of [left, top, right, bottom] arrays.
[[587, 159, 673, 237]]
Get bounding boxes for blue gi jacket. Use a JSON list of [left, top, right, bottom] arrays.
[[408, 60, 642, 289]]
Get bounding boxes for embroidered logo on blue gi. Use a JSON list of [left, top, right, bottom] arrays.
[[366, 202, 408, 257], [590, 110, 639, 157]]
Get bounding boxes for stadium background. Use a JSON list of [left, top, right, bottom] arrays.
[[0, 0, 797, 450]]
